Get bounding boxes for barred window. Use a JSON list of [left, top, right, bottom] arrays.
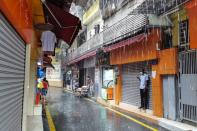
[[179, 19, 189, 46]]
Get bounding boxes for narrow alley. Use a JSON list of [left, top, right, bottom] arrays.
[[1, 0, 197, 131], [44, 87, 166, 131]]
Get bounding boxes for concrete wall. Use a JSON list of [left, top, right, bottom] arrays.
[[22, 44, 31, 131], [22, 44, 39, 131], [22, 39, 43, 131], [27, 59, 37, 115]]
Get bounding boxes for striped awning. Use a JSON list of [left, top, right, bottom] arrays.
[[67, 50, 96, 65], [104, 34, 146, 52]]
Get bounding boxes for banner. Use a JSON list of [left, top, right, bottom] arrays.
[[46, 64, 61, 79]]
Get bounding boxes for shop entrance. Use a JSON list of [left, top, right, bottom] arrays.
[[122, 61, 152, 109], [79, 69, 85, 87]]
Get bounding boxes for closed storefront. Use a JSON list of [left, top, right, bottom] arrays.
[[0, 14, 26, 131], [122, 61, 152, 109]]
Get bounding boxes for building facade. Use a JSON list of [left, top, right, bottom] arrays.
[[65, 0, 197, 125], [0, 0, 82, 130]]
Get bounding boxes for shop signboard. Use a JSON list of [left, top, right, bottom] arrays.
[[46, 64, 61, 79]]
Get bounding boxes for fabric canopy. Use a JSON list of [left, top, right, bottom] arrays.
[[68, 51, 96, 65], [44, 2, 81, 45], [103, 34, 146, 52]]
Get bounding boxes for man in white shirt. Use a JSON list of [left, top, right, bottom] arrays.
[[137, 69, 149, 109]]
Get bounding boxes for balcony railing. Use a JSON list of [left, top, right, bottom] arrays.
[[103, 14, 146, 45], [131, 0, 191, 15], [67, 32, 103, 62], [66, 14, 147, 63]]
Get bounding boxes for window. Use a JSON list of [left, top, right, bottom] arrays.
[[179, 19, 189, 46], [163, 28, 172, 49]]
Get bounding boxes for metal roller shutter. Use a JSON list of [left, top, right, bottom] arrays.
[[122, 62, 152, 109], [0, 14, 26, 131]]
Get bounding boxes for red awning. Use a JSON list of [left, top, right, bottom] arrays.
[[45, 2, 81, 45], [103, 34, 146, 52], [68, 51, 96, 65]]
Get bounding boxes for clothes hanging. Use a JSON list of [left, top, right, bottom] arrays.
[[41, 30, 57, 52]]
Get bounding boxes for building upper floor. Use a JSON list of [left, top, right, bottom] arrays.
[[66, 1, 172, 62], [66, 0, 197, 64]]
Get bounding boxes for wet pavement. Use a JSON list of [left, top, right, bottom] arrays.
[[45, 87, 168, 131]]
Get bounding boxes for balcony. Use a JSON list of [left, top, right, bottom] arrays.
[[131, 0, 191, 15], [65, 14, 160, 64], [66, 32, 103, 63], [103, 14, 147, 45]]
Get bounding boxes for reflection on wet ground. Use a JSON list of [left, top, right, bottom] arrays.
[[45, 87, 168, 131]]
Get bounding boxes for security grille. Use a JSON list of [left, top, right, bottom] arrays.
[[179, 20, 189, 47], [180, 50, 197, 74], [0, 14, 26, 131], [179, 50, 197, 123], [122, 61, 152, 109]]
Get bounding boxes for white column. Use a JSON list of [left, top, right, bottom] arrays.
[[22, 44, 31, 131]]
